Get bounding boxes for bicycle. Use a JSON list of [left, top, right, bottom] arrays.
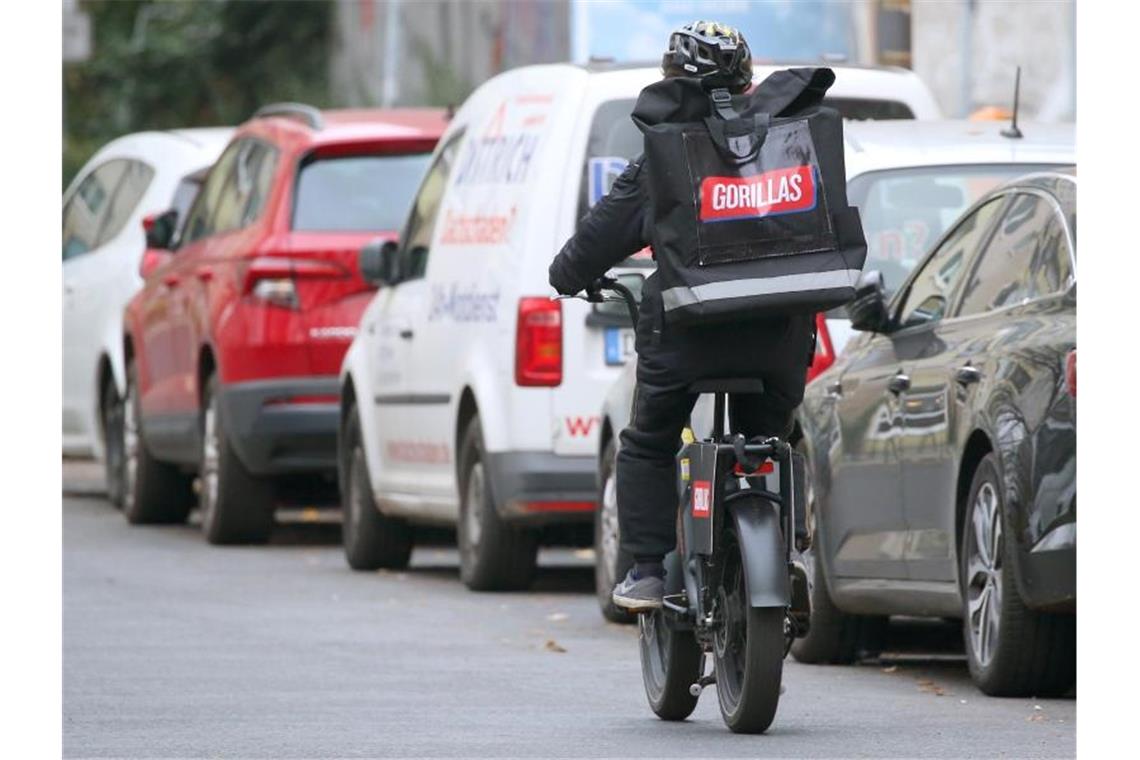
[[580, 276, 812, 734]]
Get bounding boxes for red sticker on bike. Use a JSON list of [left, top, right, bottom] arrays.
[[699, 165, 817, 223], [692, 480, 711, 518]]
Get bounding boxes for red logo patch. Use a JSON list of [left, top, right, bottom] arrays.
[[692, 480, 711, 518], [699, 165, 816, 223]]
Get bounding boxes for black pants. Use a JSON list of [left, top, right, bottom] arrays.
[[615, 278, 814, 560]]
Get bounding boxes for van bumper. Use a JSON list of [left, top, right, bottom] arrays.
[[484, 452, 597, 525]]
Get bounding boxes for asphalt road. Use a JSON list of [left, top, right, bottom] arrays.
[[63, 461, 1075, 759]]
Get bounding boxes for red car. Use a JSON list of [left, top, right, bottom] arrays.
[[120, 103, 446, 543]]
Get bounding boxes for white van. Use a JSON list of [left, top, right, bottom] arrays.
[[337, 61, 944, 591]]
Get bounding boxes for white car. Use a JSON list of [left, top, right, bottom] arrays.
[[337, 61, 944, 591], [595, 118, 1075, 620], [62, 128, 232, 502]]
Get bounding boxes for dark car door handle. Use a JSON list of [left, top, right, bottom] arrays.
[[399, 328, 414, 340], [826, 380, 842, 397], [955, 365, 982, 385], [888, 372, 911, 394]]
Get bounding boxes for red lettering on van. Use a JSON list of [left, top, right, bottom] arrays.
[[565, 416, 599, 438]]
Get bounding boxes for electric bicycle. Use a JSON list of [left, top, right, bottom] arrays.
[[583, 276, 811, 734]]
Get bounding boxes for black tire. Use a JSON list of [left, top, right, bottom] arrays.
[[790, 442, 887, 665], [341, 405, 413, 570], [457, 415, 538, 591], [595, 438, 634, 624], [714, 526, 784, 734], [101, 375, 126, 509], [960, 453, 1075, 697], [121, 359, 194, 524], [638, 609, 702, 721], [199, 373, 274, 545]]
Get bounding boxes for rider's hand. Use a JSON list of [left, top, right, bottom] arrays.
[[548, 257, 583, 296]]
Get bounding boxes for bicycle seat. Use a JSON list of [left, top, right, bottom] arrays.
[[687, 377, 766, 395]]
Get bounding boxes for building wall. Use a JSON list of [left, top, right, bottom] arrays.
[[912, 0, 1075, 121], [331, 0, 570, 108]]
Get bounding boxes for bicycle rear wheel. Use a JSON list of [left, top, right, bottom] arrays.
[[714, 527, 785, 733], [639, 609, 702, 721]]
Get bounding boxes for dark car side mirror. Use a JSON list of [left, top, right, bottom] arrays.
[[848, 270, 891, 333], [359, 238, 399, 286], [143, 209, 178, 251]]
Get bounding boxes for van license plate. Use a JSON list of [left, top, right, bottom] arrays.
[[604, 328, 635, 366]]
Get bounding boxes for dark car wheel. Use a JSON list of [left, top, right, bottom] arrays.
[[960, 453, 1075, 696], [790, 442, 887, 664], [341, 404, 413, 570], [457, 414, 537, 591], [199, 373, 275, 545], [121, 359, 194, 524], [595, 438, 634, 624], [101, 376, 126, 509]]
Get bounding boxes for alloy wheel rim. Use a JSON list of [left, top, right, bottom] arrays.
[[201, 400, 220, 525], [600, 471, 620, 582], [639, 610, 669, 693], [464, 462, 485, 554], [123, 381, 139, 512], [966, 481, 1003, 669]]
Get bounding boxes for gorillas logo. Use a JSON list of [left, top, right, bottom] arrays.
[[699, 165, 817, 223]]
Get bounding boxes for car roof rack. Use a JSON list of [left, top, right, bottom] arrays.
[[252, 102, 323, 130]]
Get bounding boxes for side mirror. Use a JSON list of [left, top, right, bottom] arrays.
[[848, 270, 890, 333], [359, 238, 399, 286], [143, 209, 178, 250], [139, 247, 172, 279]]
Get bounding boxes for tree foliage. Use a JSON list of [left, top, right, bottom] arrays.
[[63, 0, 333, 188]]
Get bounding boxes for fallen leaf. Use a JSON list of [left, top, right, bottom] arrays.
[[544, 639, 567, 653], [917, 679, 946, 696], [1027, 714, 1046, 723]]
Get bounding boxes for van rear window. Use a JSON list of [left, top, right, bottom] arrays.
[[293, 153, 431, 232]]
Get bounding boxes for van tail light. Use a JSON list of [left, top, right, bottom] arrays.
[[516, 297, 562, 387], [243, 256, 349, 309], [1064, 349, 1076, 397], [806, 313, 835, 383]]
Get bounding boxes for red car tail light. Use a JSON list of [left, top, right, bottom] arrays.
[[1065, 349, 1076, 397], [515, 297, 562, 387], [806, 312, 834, 383], [243, 256, 349, 309]]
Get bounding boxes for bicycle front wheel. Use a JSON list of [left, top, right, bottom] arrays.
[[639, 608, 702, 721], [714, 527, 785, 733]]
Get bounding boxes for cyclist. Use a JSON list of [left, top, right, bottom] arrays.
[[548, 21, 815, 612]]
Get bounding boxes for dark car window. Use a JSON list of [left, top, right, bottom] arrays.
[[293, 153, 431, 232], [825, 97, 914, 120], [182, 141, 242, 246], [167, 173, 205, 248], [956, 194, 1073, 317], [212, 140, 278, 234], [896, 197, 1003, 329], [96, 160, 155, 247], [845, 164, 1060, 300], [397, 130, 464, 282], [63, 159, 128, 260]]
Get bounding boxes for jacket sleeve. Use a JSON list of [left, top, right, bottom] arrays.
[[548, 155, 649, 295]]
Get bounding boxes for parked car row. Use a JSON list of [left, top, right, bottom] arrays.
[[64, 60, 1075, 698]]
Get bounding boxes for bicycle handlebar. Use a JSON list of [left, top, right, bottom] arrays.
[[585, 276, 640, 330]]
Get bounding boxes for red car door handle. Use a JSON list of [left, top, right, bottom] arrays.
[[162, 274, 179, 288], [196, 267, 213, 282]]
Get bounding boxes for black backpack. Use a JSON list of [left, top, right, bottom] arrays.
[[632, 68, 867, 325]]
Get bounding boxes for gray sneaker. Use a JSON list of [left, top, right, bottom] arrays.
[[612, 567, 664, 612]]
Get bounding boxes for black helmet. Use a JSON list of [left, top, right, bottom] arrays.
[[662, 20, 753, 92]]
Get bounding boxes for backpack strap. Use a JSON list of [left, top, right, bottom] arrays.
[[704, 88, 770, 165]]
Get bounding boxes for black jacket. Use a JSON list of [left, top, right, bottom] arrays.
[[548, 68, 836, 296]]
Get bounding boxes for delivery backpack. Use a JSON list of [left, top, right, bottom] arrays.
[[632, 68, 867, 325]]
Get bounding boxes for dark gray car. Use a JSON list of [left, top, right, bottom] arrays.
[[794, 170, 1076, 697]]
